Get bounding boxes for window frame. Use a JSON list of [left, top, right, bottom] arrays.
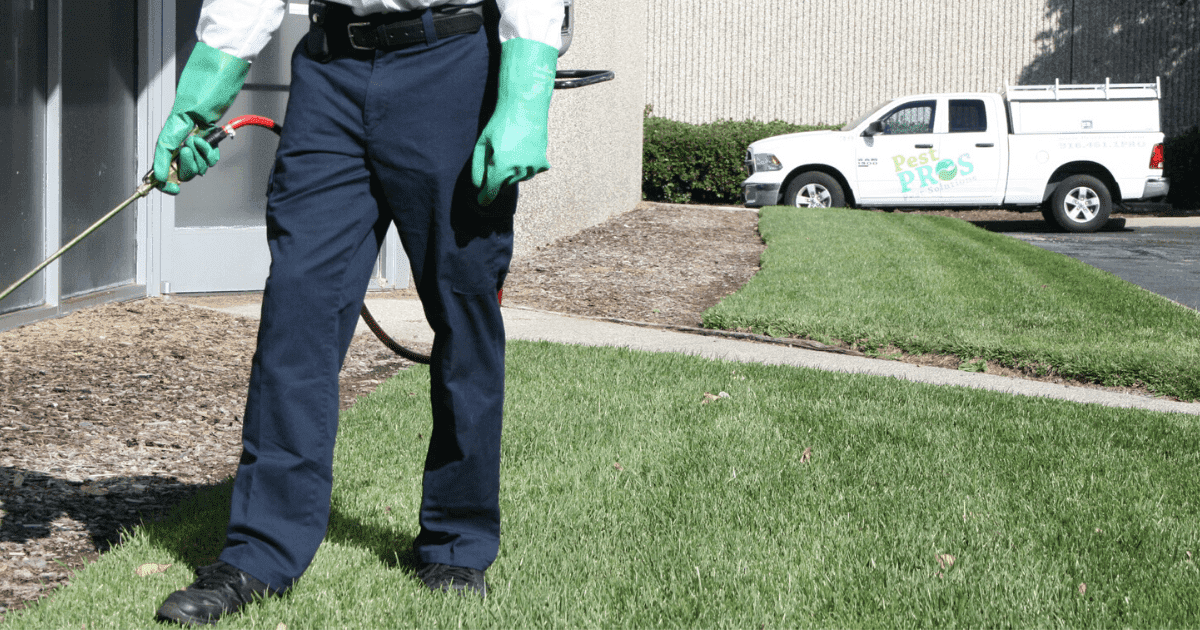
[[948, 98, 989, 134], [879, 99, 938, 135]]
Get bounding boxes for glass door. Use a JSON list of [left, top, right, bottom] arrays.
[[59, 0, 139, 299], [0, 0, 48, 316]]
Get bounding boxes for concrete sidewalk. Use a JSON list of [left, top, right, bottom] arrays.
[[1121, 216, 1200, 227], [211, 296, 1200, 417]]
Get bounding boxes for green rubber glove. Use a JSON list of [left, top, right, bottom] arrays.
[[472, 38, 557, 206], [153, 43, 249, 194]]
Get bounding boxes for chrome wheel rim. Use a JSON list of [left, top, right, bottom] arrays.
[[795, 184, 832, 208], [1063, 186, 1100, 223]]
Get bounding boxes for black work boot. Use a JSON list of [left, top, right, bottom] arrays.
[[155, 561, 272, 626], [416, 562, 488, 598]]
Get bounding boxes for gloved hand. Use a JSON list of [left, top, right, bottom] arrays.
[[153, 43, 250, 194], [471, 38, 557, 206]]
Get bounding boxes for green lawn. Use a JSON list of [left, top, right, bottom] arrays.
[[9, 342, 1200, 628], [703, 207, 1200, 401]]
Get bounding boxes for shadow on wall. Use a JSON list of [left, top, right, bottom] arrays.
[[1018, 0, 1199, 137]]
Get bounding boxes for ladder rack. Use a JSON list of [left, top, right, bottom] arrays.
[[1005, 77, 1161, 101]]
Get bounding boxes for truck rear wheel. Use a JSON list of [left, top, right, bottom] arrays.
[[1048, 174, 1111, 232], [784, 172, 846, 208]]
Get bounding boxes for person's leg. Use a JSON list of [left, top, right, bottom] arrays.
[[219, 41, 389, 592], [156, 36, 387, 626], [366, 26, 516, 575]]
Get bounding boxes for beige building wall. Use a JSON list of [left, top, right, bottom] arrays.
[[647, 0, 1199, 137], [1032, 0, 1200, 136], [514, 0, 648, 257]]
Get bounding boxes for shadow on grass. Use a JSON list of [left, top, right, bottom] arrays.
[[140, 480, 232, 570], [326, 509, 419, 572], [142, 480, 419, 575]]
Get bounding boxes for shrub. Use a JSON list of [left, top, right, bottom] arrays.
[[1165, 126, 1200, 210], [642, 115, 839, 205]]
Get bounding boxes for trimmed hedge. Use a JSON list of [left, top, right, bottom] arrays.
[[642, 116, 839, 205], [1165, 126, 1200, 210]]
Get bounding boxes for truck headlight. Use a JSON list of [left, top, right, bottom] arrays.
[[752, 153, 783, 173]]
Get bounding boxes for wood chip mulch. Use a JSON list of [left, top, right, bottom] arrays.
[[0, 302, 415, 618]]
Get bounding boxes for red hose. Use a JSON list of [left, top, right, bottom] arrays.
[[226, 115, 281, 133], [202, 115, 282, 148]]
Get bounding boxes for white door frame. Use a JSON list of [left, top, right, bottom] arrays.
[[141, 0, 170, 298]]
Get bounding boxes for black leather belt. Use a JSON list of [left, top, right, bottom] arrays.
[[310, 1, 484, 56]]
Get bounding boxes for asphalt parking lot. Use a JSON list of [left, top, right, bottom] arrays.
[[971, 216, 1200, 311]]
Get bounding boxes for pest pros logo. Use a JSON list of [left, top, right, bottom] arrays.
[[935, 159, 958, 181], [893, 150, 974, 193]]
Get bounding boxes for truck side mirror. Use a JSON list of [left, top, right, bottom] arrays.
[[863, 121, 884, 137]]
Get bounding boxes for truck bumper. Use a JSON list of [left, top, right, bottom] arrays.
[[742, 182, 781, 207], [1143, 177, 1170, 200]]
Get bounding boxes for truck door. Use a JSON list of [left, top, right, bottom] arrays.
[[854, 99, 942, 204], [934, 98, 1005, 204]]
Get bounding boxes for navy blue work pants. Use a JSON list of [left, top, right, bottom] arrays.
[[218, 22, 515, 591]]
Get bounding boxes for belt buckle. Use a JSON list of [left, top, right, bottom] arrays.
[[346, 22, 375, 51]]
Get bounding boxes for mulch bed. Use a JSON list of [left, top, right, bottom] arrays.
[[0, 303, 415, 618]]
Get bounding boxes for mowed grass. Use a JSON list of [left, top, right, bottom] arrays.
[[9, 342, 1200, 628], [703, 207, 1200, 401]]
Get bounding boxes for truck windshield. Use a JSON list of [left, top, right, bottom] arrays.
[[842, 100, 891, 131]]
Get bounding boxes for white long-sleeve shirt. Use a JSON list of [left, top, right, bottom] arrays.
[[197, 0, 563, 62]]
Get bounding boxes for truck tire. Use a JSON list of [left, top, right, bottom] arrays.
[[784, 172, 846, 208], [1048, 174, 1111, 232]]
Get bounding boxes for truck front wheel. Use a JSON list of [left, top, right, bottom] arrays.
[[1048, 175, 1112, 232], [784, 172, 846, 208]]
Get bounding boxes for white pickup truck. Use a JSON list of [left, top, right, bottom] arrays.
[[741, 79, 1170, 232]]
